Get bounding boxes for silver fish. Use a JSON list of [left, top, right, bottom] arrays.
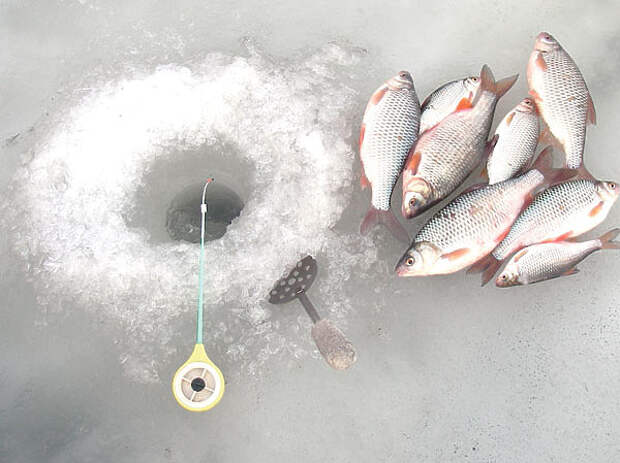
[[396, 166, 554, 277], [496, 228, 620, 287], [486, 98, 539, 184], [402, 65, 518, 219], [359, 71, 421, 242], [527, 32, 596, 169], [419, 76, 480, 134], [470, 178, 620, 285]]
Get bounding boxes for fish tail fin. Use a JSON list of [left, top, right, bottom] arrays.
[[360, 206, 410, 243], [569, 163, 597, 181], [599, 228, 620, 249], [478, 65, 519, 101], [531, 146, 577, 187], [467, 253, 502, 286]]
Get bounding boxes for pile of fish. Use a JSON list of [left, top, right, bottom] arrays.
[[359, 32, 619, 287]]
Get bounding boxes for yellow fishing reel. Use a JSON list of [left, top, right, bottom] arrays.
[[172, 178, 225, 412], [172, 344, 225, 412]]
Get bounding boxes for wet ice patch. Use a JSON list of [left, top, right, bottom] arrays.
[[3, 43, 377, 381]]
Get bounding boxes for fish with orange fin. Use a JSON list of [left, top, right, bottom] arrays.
[[527, 32, 596, 169], [395, 148, 567, 277], [401, 65, 518, 220], [419, 76, 480, 134], [496, 228, 620, 287], [469, 177, 620, 286], [359, 71, 420, 243]]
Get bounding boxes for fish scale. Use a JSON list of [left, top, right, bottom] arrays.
[[362, 88, 420, 210], [538, 52, 587, 167], [416, 103, 493, 199], [487, 100, 539, 184], [415, 171, 542, 251], [497, 228, 620, 287], [401, 65, 518, 220], [511, 240, 599, 284], [395, 169, 544, 276], [493, 180, 604, 260], [527, 33, 594, 169], [419, 77, 479, 134]]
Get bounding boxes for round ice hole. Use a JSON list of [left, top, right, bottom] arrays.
[[191, 377, 206, 392], [166, 181, 244, 243]]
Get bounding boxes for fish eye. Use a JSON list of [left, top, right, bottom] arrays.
[[399, 72, 408, 78], [501, 274, 507, 280], [405, 257, 414, 266], [471, 77, 478, 82], [610, 182, 617, 190], [409, 198, 417, 207]]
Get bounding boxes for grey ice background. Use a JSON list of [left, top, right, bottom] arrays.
[[2, 1, 620, 462]]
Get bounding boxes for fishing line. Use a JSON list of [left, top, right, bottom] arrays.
[[172, 178, 225, 412]]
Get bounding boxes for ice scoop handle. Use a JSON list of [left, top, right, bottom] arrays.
[[311, 319, 357, 370], [296, 291, 321, 323]]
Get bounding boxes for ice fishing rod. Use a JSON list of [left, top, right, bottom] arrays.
[[172, 178, 225, 412]]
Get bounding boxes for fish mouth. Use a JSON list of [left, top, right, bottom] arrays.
[[394, 256, 413, 276], [401, 205, 416, 220], [395, 264, 417, 277], [495, 274, 518, 287]]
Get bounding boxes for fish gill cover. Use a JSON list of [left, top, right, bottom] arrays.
[[1, 42, 378, 382]]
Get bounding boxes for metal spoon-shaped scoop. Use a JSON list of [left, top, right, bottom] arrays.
[[268, 256, 357, 370]]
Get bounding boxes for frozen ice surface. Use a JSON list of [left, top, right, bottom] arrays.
[[2, 40, 376, 381], [2, 1, 620, 462]]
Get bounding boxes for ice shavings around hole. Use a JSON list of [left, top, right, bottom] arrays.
[[3, 43, 378, 382]]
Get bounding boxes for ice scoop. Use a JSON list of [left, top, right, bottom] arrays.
[[268, 256, 357, 370]]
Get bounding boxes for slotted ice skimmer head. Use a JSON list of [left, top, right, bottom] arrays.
[[269, 255, 318, 304]]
